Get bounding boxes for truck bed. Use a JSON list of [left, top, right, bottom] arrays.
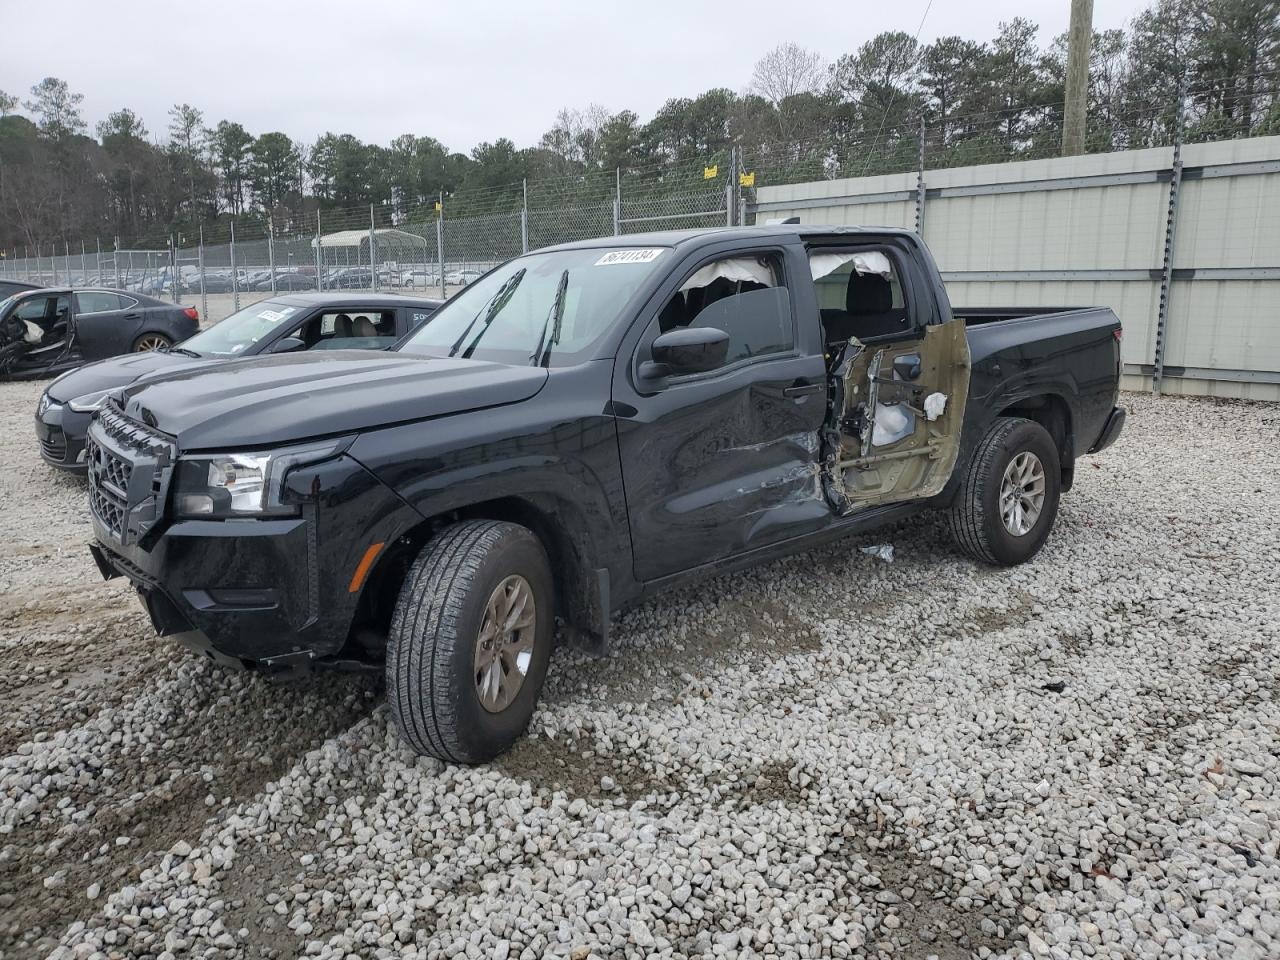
[[955, 304, 1122, 460], [953, 306, 1094, 326]]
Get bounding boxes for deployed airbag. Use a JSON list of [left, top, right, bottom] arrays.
[[809, 251, 893, 281], [680, 257, 776, 291]]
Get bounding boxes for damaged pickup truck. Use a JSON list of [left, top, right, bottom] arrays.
[[85, 226, 1125, 763]]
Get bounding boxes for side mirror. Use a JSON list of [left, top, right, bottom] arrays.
[[640, 326, 730, 380], [271, 336, 306, 354]]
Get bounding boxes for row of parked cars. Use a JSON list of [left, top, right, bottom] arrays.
[[5, 267, 489, 298]]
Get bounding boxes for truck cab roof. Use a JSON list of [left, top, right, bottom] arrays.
[[538, 224, 919, 255]]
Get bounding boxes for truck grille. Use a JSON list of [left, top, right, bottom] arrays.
[[89, 479, 127, 539], [86, 402, 176, 545]]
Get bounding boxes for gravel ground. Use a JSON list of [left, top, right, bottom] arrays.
[[0, 383, 1277, 960]]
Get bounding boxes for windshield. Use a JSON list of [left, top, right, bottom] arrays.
[[182, 300, 304, 357], [398, 246, 670, 366]]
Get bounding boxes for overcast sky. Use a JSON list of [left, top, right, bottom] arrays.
[[1, 0, 1151, 152]]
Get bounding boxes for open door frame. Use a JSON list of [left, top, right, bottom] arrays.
[[824, 316, 971, 513]]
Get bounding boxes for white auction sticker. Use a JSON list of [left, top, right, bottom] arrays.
[[594, 249, 665, 266]]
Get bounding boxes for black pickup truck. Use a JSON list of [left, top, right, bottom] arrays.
[[84, 226, 1125, 763]]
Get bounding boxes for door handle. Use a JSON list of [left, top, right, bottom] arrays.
[[783, 382, 822, 398]]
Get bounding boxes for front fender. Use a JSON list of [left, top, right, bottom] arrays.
[[347, 363, 632, 622]]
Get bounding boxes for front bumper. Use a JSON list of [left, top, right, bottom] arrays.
[[87, 450, 422, 671], [90, 515, 332, 670], [35, 400, 90, 472], [1088, 405, 1126, 454]]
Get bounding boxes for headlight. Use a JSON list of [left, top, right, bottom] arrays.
[[173, 439, 348, 519], [67, 389, 114, 413], [36, 392, 52, 416]]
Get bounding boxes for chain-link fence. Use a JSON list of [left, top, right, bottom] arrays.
[[2, 73, 1276, 323]]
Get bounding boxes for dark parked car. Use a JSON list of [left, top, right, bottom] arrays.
[[0, 279, 42, 299], [253, 271, 319, 291], [325, 267, 374, 289], [84, 226, 1125, 763], [36, 293, 441, 471], [2, 287, 198, 383]]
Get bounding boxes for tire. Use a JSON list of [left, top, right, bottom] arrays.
[[132, 332, 173, 352], [387, 520, 554, 763], [948, 417, 1062, 566]]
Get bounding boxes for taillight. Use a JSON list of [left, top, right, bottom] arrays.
[[1112, 328, 1122, 341], [183, 307, 199, 321]]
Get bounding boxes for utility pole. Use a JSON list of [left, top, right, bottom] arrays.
[[1062, 0, 1094, 156]]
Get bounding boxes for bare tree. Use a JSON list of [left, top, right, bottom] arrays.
[[751, 42, 827, 106], [0, 90, 17, 117]]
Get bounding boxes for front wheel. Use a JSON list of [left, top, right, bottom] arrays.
[[948, 417, 1062, 566], [386, 520, 555, 763]]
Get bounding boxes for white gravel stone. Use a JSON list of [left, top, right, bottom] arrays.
[[0, 388, 1276, 960]]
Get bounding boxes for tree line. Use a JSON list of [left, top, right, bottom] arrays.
[[1, 0, 1276, 251]]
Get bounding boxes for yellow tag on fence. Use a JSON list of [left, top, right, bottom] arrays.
[[739, 171, 756, 187], [703, 165, 718, 180]]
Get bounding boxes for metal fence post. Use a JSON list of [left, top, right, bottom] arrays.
[[315, 210, 323, 291], [1153, 82, 1187, 396], [171, 234, 181, 304], [915, 115, 927, 236], [613, 168, 621, 235], [437, 192, 446, 298], [198, 226, 207, 321], [726, 147, 735, 226], [113, 238, 121, 289], [230, 219, 240, 311], [95, 239, 102, 286], [80, 241, 86, 287], [268, 218, 277, 294], [521, 178, 529, 254], [369, 204, 378, 291]]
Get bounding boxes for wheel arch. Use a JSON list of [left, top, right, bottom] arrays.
[[355, 493, 609, 655], [994, 392, 1075, 491]]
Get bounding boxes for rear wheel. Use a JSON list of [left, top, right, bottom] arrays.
[[949, 417, 1062, 566], [386, 520, 554, 763], [132, 333, 172, 352]]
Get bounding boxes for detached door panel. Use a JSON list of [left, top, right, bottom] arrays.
[[827, 318, 971, 511]]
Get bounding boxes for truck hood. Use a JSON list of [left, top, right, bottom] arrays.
[[119, 351, 549, 450], [47, 351, 206, 403]]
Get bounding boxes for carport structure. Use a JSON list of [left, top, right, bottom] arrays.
[[313, 227, 434, 288]]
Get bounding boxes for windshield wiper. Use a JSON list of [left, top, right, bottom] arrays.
[[447, 269, 526, 358], [529, 270, 569, 368], [168, 346, 201, 358]]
